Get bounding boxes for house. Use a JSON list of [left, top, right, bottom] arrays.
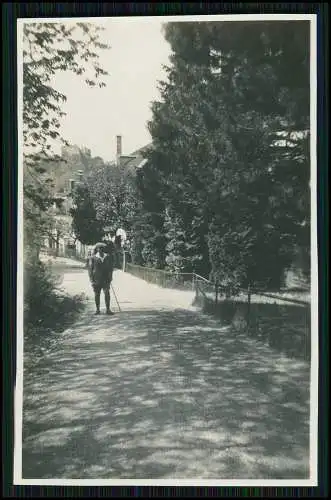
[[42, 183, 75, 257], [42, 136, 151, 260], [115, 135, 151, 171], [42, 175, 94, 259]]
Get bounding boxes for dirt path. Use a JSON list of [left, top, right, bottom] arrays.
[[22, 262, 311, 480]]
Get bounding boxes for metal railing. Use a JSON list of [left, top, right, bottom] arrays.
[[125, 263, 195, 290]]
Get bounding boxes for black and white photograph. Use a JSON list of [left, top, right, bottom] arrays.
[[15, 14, 318, 485]]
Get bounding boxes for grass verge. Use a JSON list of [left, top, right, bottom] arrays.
[[23, 258, 88, 364], [193, 294, 310, 362]]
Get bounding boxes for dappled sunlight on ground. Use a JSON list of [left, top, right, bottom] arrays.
[[22, 267, 310, 480]]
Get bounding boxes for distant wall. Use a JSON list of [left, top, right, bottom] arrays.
[[42, 238, 94, 261]]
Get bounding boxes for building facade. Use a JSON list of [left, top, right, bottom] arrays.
[[42, 136, 151, 260]]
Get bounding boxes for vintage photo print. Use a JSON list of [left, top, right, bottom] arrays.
[[14, 13, 318, 486]]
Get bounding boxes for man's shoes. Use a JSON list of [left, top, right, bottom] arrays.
[[95, 310, 100, 315], [106, 309, 114, 316]]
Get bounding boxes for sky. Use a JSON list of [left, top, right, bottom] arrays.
[[51, 18, 172, 162], [23, 15, 313, 164]]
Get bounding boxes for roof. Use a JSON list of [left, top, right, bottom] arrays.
[[130, 143, 153, 157], [117, 142, 152, 172]]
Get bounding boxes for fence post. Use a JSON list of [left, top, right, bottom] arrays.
[[247, 284, 251, 332], [215, 282, 219, 305], [122, 250, 126, 272]]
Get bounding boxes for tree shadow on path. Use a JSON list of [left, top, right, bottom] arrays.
[[22, 306, 310, 480]]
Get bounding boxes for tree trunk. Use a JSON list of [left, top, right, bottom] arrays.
[[35, 245, 40, 262], [55, 231, 60, 257]]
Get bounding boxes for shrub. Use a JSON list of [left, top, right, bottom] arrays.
[[24, 255, 86, 335], [24, 258, 59, 321]]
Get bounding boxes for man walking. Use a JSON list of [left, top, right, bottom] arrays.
[[88, 242, 115, 315]]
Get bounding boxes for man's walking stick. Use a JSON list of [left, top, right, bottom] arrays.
[[110, 282, 121, 312]]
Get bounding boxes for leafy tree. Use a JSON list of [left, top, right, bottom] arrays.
[[164, 208, 187, 273], [204, 21, 310, 288], [129, 203, 166, 268], [87, 162, 138, 237], [23, 22, 108, 164], [23, 21, 109, 254], [70, 183, 104, 245], [129, 159, 168, 268], [69, 151, 147, 255], [143, 20, 310, 289], [144, 53, 213, 275]]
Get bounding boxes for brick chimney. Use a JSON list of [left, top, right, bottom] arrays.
[[116, 135, 122, 166]]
